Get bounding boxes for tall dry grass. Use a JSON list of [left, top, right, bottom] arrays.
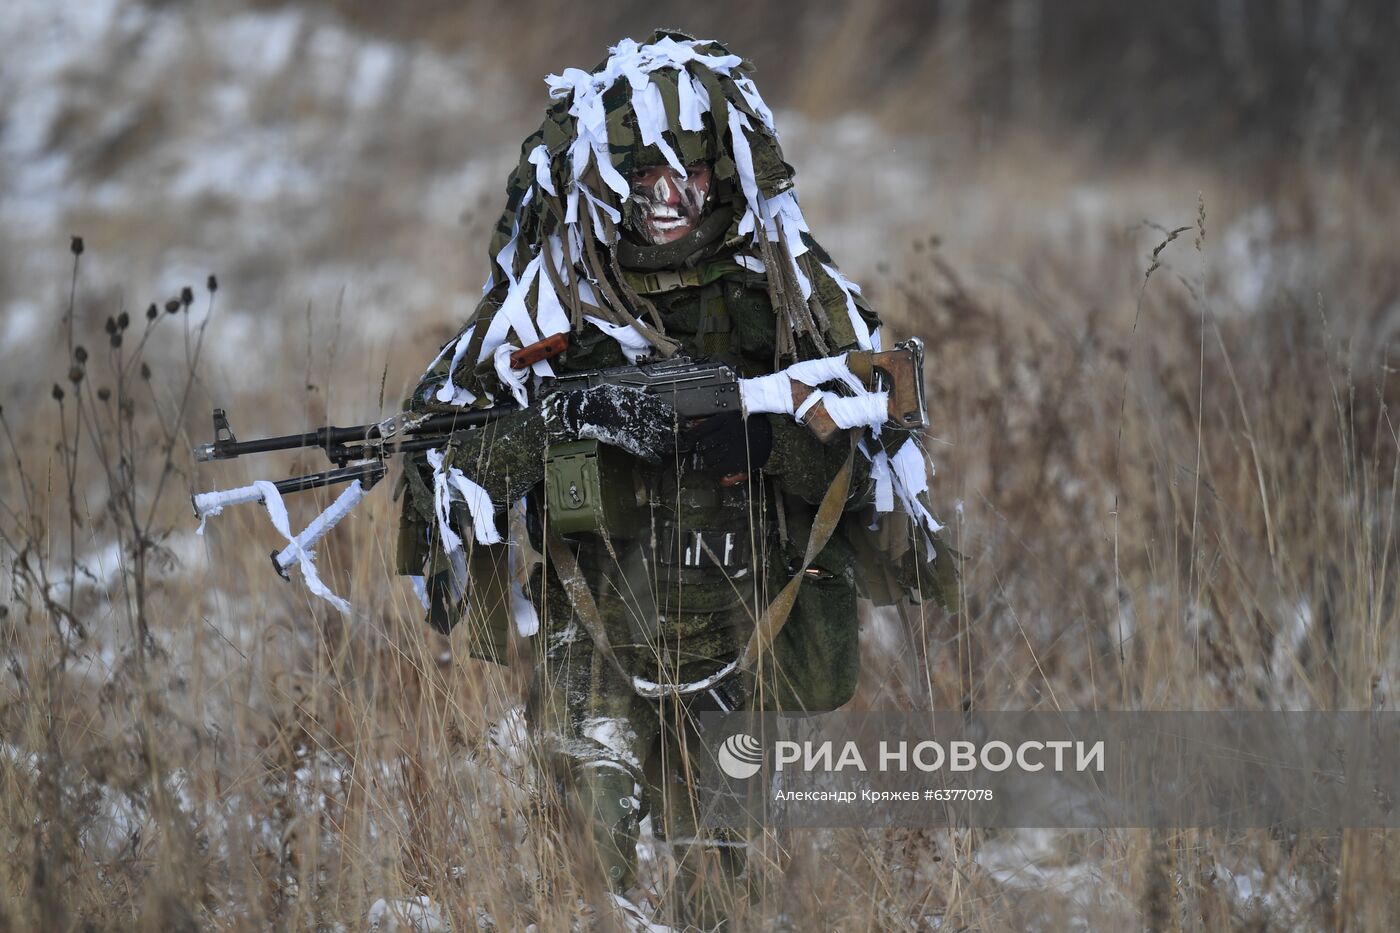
[[2, 168, 1396, 930], [3, 2, 1400, 929]]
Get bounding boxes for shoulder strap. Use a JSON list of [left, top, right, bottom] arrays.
[[739, 430, 857, 671], [619, 257, 748, 296]]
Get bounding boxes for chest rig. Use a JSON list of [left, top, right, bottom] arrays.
[[544, 254, 760, 572], [620, 257, 752, 363]]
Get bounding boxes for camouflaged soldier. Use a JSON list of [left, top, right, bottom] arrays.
[[395, 31, 956, 926]]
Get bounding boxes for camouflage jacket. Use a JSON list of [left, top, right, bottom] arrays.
[[395, 227, 956, 628]]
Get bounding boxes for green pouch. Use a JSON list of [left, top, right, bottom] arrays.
[[759, 521, 861, 712], [424, 537, 515, 666], [459, 541, 514, 664], [544, 439, 644, 538]]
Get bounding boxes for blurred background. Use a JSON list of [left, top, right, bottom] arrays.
[[6, 0, 1399, 401], [2, 1, 1399, 929]]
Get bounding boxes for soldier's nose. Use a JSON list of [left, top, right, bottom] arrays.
[[655, 171, 687, 206]]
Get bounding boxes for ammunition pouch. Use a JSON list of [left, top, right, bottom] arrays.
[[544, 439, 647, 538]]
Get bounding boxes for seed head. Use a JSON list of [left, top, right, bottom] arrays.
[[110, 333, 123, 349], [181, 286, 194, 307], [116, 311, 130, 331], [140, 362, 151, 381], [207, 274, 219, 293], [52, 384, 65, 402], [146, 303, 158, 321], [97, 387, 111, 402], [68, 365, 84, 384], [165, 299, 180, 315], [74, 345, 88, 364], [70, 236, 84, 256], [105, 317, 117, 335]]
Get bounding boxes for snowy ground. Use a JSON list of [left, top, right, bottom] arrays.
[[3, 2, 1390, 930]]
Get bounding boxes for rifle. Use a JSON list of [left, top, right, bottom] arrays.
[[190, 335, 926, 575]]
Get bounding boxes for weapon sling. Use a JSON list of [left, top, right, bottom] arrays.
[[543, 430, 857, 699]]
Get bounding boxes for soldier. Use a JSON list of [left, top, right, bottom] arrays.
[[395, 31, 955, 928]]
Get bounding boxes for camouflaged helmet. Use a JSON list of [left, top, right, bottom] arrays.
[[425, 29, 875, 414], [491, 30, 795, 266]]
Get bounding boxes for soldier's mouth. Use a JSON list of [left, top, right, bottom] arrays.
[[648, 212, 686, 228], [639, 207, 701, 242]]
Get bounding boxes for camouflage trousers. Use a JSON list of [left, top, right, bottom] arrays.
[[525, 536, 752, 927], [523, 525, 859, 926]]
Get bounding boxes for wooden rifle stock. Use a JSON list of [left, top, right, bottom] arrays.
[[792, 338, 928, 442]]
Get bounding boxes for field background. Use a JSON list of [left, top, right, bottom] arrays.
[[2, 1, 1398, 929]]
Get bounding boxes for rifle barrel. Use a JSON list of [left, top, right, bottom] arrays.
[[196, 407, 505, 461], [273, 461, 388, 495]]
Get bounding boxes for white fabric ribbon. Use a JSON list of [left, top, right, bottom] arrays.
[[584, 314, 653, 362], [273, 480, 366, 578], [738, 350, 870, 417], [889, 438, 943, 556], [737, 372, 794, 415], [481, 254, 542, 362], [734, 353, 945, 546], [822, 390, 888, 431], [528, 143, 557, 196], [626, 71, 685, 174], [786, 353, 862, 393], [193, 483, 266, 533], [676, 67, 709, 132], [870, 449, 895, 513], [508, 499, 539, 637], [194, 479, 357, 613], [581, 186, 622, 243], [793, 390, 824, 423], [732, 74, 776, 132], [493, 343, 530, 408], [820, 261, 873, 351], [727, 109, 762, 221], [788, 388, 887, 432], [537, 236, 573, 336], [427, 448, 503, 550], [432, 325, 480, 408]]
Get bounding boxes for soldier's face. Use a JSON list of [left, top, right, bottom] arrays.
[[628, 161, 714, 245]]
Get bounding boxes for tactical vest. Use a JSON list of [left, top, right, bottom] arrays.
[[548, 253, 775, 575], [619, 257, 755, 363]]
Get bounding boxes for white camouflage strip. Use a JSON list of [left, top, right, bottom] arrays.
[[435, 35, 849, 392], [194, 478, 357, 612], [272, 480, 367, 578], [426, 447, 503, 550], [738, 351, 945, 541]]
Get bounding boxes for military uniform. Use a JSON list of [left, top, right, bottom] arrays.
[[394, 30, 955, 926]]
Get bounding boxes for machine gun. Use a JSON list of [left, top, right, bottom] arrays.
[[190, 335, 926, 581], [194, 335, 927, 493]]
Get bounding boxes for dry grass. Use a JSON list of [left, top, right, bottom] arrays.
[[3, 2, 1399, 930], [4, 176, 1396, 929]]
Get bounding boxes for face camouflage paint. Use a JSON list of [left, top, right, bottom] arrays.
[[629, 162, 714, 244]]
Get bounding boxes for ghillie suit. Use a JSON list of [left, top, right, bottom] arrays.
[[395, 30, 956, 925]]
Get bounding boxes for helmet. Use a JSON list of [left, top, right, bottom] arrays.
[[450, 29, 868, 390]]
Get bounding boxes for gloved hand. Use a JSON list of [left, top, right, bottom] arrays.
[[543, 384, 676, 463], [684, 411, 773, 477]]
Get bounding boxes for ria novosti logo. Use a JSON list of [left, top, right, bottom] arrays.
[[717, 733, 764, 779], [715, 731, 1106, 779]]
